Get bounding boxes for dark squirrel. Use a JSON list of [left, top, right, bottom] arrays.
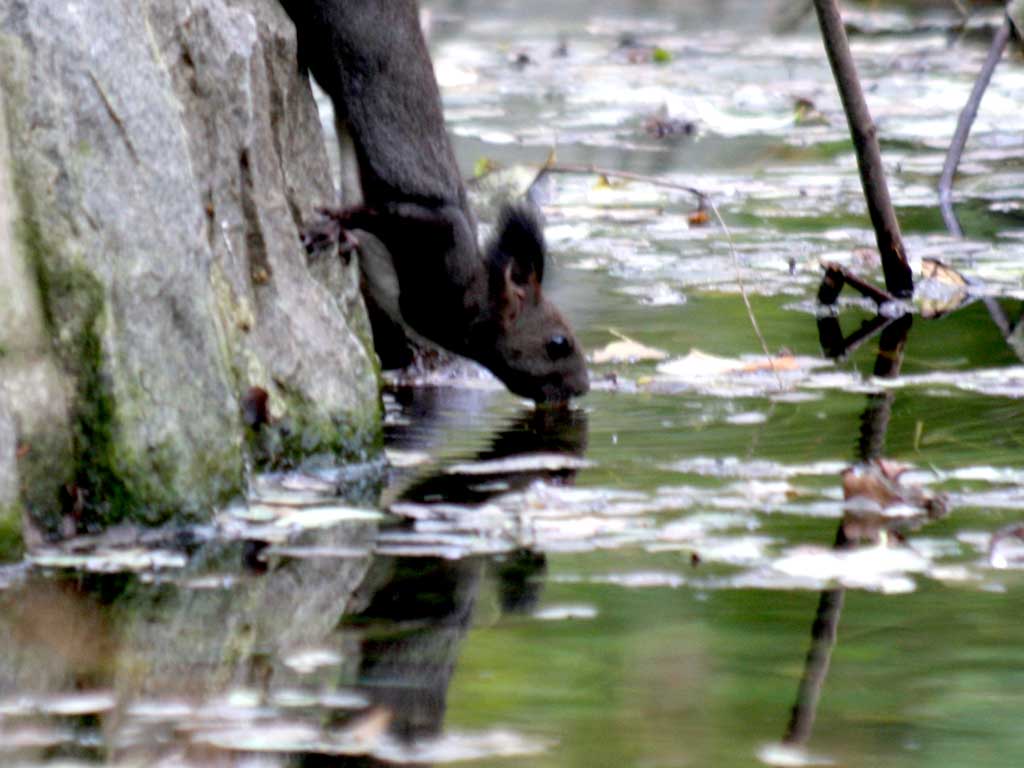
[[280, 0, 589, 404]]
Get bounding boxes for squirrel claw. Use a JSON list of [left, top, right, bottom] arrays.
[[301, 212, 362, 262], [339, 228, 360, 256], [301, 216, 342, 253]]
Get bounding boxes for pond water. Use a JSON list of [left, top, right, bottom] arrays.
[[4, 1, 1024, 765]]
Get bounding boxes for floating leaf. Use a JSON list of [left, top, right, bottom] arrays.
[[532, 604, 598, 620], [385, 449, 433, 469], [272, 505, 383, 529], [446, 454, 592, 475], [38, 691, 117, 716], [758, 742, 837, 767], [591, 330, 668, 364], [656, 350, 827, 390], [372, 728, 552, 763], [284, 648, 344, 675], [30, 548, 187, 573], [918, 257, 970, 318], [793, 97, 828, 127], [770, 543, 928, 593]]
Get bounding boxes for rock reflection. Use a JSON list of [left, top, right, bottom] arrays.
[[0, 390, 588, 765]]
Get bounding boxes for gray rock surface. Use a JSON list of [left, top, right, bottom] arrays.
[[0, 0, 380, 534]]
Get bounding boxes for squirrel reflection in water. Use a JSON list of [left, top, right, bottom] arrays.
[[335, 401, 588, 757]]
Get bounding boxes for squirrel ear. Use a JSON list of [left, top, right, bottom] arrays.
[[497, 264, 528, 329], [485, 202, 546, 287]]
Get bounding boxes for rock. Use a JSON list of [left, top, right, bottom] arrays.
[[0, 0, 380, 535]]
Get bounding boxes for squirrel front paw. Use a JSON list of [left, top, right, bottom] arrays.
[[301, 206, 369, 259]]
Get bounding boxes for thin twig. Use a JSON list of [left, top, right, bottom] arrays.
[[545, 162, 781, 388], [937, 14, 1022, 361], [938, 14, 1012, 237], [813, 0, 914, 298], [705, 199, 784, 391], [543, 163, 706, 203]]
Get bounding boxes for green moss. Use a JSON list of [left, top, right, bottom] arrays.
[[12, 179, 244, 528], [14, 429, 73, 533], [45, 266, 141, 526], [248, 385, 382, 472], [6, 133, 77, 532], [0, 502, 23, 561], [3, 41, 378, 529], [215, 256, 383, 472]]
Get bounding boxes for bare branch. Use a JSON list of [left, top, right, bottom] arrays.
[[939, 15, 1012, 237], [813, 0, 914, 298]]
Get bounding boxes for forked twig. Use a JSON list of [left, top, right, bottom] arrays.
[[819, 261, 898, 306], [705, 199, 785, 391]]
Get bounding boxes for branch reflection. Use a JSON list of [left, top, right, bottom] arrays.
[[784, 309, 946, 754]]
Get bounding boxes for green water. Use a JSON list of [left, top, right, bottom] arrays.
[[3, 0, 1024, 765]]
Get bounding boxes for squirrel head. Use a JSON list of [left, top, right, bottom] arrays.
[[469, 203, 589, 405]]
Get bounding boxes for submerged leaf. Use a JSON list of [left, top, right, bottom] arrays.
[[842, 459, 947, 518]]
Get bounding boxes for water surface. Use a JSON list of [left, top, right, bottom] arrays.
[[3, 1, 1024, 765]]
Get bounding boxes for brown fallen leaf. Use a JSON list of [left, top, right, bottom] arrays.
[[687, 208, 710, 226], [738, 353, 799, 373]]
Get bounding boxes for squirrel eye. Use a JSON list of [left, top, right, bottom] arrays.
[[546, 334, 573, 360]]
